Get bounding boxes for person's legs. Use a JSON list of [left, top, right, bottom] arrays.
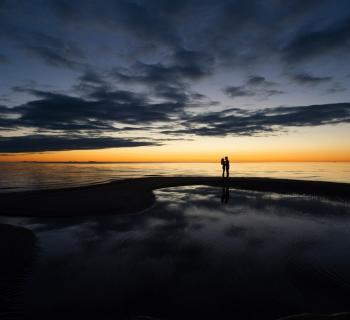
[[222, 168, 225, 177], [226, 168, 229, 178]]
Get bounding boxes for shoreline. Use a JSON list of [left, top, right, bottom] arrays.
[[0, 176, 349, 217]]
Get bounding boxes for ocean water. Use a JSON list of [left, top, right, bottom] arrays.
[[0, 162, 349, 192], [1, 186, 350, 319]]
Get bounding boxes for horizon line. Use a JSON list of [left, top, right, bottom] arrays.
[[0, 160, 349, 164]]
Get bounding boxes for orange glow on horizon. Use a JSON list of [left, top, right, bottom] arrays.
[[1, 146, 349, 163], [2, 125, 350, 163]]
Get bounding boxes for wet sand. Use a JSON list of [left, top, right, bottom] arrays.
[[0, 176, 349, 217]]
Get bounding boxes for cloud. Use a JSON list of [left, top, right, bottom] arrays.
[[170, 103, 350, 136], [88, 87, 147, 105], [77, 70, 107, 86], [224, 76, 284, 99], [2, 86, 349, 141], [24, 45, 84, 70], [2, 0, 349, 87], [3, 0, 349, 75], [19, 31, 85, 69], [282, 16, 350, 63], [0, 135, 156, 153], [290, 73, 332, 85], [327, 83, 347, 94], [224, 86, 252, 98], [1, 87, 350, 151], [49, 0, 349, 71], [171, 49, 215, 79], [247, 76, 275, 87], [113, 48, 214, 85], [0, 81, 195, 153], [0, 89, 185, 132], [111, 48, 213, 103], [152, 83, 190, 103], [0, 0, 349, 155], [0, 25, 85, 70], [50, 0, 188, 48]]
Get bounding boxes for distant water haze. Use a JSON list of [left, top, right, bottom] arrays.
[[0, 162, 349, 192]]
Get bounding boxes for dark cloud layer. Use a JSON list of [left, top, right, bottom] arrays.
[[0, 0, 349, 153], [112, 48, 214, 103], [290, 73, 332, 85], [24, 45, 83, 70], [171, 103, 350, 136], [0, 26, 85, 70], [282, 15, 350, 63], [224, 76, 284, 99], [0, 135, 156, 153], [3, 0, 349, 71], [1, 86, 350, 151], [0, 89, 184, 132]]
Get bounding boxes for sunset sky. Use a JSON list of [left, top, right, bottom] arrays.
[[0, 0, 350, 162]]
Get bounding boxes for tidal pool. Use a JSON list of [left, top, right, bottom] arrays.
[[1, 186, 350, 320]]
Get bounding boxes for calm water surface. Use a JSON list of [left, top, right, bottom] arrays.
[[1, 186, 350, 319], [0, 162, 349, 192]]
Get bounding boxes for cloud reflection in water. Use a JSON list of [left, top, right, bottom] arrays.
[[1, 186, 350, 319]]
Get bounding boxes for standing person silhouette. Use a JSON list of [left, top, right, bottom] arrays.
[[221, 158, 225, 178], [225, 156, 230, 178]]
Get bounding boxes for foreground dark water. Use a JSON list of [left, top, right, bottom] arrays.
[[1, 186, 350, 319]]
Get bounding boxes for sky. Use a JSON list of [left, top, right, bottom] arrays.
[[0, 0, 350, 162]]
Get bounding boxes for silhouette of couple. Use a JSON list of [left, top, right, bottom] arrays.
[[220, 156, 230, 178]]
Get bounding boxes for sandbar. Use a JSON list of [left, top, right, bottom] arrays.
[[0, 176, 349, 217]]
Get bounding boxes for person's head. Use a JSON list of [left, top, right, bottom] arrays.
[[225, 156, 228, 160]]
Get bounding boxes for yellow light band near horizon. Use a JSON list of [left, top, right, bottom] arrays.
[[1, 125, 349, 162]]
